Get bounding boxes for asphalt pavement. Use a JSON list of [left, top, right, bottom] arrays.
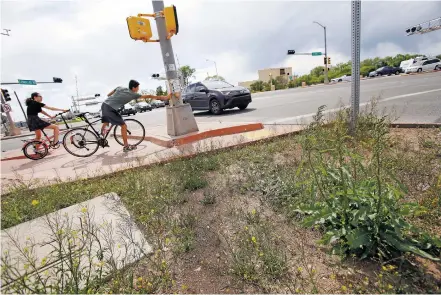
[[2, 72, 440, 152]]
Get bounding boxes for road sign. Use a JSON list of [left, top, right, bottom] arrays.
[[2, 103, 12, 113], [287, 50, 295, 55], [18, 79, 37, 85], [312, 52, 323, 56]]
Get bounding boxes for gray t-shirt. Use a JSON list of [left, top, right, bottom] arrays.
[[104, 87, 141, 110]]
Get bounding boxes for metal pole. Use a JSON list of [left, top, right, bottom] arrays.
[[214, 61, 218, 76], [152, 0, 198, 136], [14, 91, 27, 121], [350, 0, 361, 135], [324, 26, 329, 84], [152, 0, 182, 106], [0, 91, 19, 136]]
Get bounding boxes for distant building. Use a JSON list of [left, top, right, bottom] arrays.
[[238, 80, 256, 90], [258, 67, 293, 82], [238, 66, 294, 89]]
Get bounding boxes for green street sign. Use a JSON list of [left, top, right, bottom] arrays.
[[311, 52, 322, 56], [18, 79, 37, 85]]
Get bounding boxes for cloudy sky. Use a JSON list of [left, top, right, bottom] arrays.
[[1, 0, 441, 121]]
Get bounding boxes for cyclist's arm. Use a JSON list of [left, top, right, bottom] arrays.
[[41, 110, 52, 118], [140, 93, 171, 100], [43, 105, 67, 112], [107, 88, 117, 97]]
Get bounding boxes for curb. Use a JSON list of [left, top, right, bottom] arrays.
[[390, 123, 441, 128], [1, 123, 264, 161]]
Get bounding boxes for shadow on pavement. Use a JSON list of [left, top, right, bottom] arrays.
[[193, 108, 256, 118], [15, 154, 70, 172], [60, 144, 156, 170]]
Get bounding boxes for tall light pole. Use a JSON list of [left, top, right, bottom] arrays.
[[206, 59, 218, 76], [313, 21, 329, 84]]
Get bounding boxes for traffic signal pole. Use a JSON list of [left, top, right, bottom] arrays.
[[313, 21, 329, 84], [1, 90, 21, 136], [151, 0, 198, 136]]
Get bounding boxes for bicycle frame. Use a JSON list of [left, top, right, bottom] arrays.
[[76, 115, 115, 143], [22, 113, 72, 149]]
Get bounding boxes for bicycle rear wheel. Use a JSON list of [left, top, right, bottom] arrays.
[[113, 119, 145, 146], [23, 140, 48, 160], [63, 128, 100, 157]]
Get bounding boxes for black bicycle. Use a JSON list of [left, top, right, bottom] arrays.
[[62, 112, 145, 157]]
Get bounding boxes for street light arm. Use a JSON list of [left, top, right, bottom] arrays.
[[313, 21, 325, 29]]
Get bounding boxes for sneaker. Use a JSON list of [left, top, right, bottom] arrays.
[[123, 145, 137, 152]]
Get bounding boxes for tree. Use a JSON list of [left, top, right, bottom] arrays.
[[156, 86, 165, 96], [274, 76, 288, 90], [436, 54, 441, 60], [250, 80, 265, 92], [205, 75, 226, 81], [179, 65, 196, 87]]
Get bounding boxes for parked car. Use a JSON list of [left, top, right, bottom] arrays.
[[182, 80, 252, 115], [331, 74, 351, 83], [405, 58, 441, 73], [151, 100, 165, 108], [134, 102, 152, 112], [118, 104, 137, 116], [369, 66, 402, 77]]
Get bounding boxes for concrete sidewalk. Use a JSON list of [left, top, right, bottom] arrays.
[[1, 122, 303, 193]]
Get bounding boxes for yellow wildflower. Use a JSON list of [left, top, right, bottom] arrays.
[[341, 285, 347, 292], [330, 274, 336, 280], [251, 236, 257, 243], [31, 200, 39, 206]]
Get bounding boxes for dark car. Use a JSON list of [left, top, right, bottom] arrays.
[[182, 80, 252, 115], [118, 104, 137, 116], [134, 102, 152, 112], [369, 66, 402, 77]]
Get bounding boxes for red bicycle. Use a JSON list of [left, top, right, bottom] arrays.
[[21, 111, 71, 160]]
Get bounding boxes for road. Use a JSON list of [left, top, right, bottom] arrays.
[[2, 72, 440, 152]]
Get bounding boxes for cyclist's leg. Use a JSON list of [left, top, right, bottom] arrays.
[[120, 123, 129, 146], [44, 124, 60, 143], [34, 129, 42, 141], [101, 122, 109, 136]]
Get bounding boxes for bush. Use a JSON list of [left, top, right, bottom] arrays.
[[295, 106, 441, 261]]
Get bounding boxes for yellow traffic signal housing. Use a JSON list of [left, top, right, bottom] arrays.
[[328, 57, 331, 64], [164, 5, 179, 39], [126, 16, 153, 41]]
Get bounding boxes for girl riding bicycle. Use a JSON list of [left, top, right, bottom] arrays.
[[26, 92, 69, 149]]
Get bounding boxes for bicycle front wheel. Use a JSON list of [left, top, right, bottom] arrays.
[[113, 119, 146, 146], [63, 128, 100, 157], [23, 140, 48, 160]]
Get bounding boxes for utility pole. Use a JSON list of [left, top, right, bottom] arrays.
[[14, 91, 27, 121], [313, 21, 329, 84], [350, 0, 361, 135], [206, 59, 218, 76], [152, 0, 198, 136], [1, 90, 21, 136]]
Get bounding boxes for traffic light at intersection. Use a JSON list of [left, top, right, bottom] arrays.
[[164, 5, 179, 38], [1, 89, 11, 102]]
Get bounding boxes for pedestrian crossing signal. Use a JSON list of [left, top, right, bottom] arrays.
[[126, 16, 153, 41], [164, 5, 179, 39]]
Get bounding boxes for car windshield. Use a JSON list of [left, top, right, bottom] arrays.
[[377, 67, 384, 71], [138, 102, 148, 106], [202, 80, 234, 89]]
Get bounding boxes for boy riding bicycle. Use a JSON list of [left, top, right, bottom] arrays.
[[101, 80, 170, 152]]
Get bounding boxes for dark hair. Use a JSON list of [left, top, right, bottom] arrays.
[[129, 80, 140, 90], [25, 92, 40, 106]]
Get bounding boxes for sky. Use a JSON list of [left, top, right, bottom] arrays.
[[1, 0, 441, 122]]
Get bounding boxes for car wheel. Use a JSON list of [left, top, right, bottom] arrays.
[[435, 65, 440, 71], [395, 71, 400, 75], [417, 68, 422, 73], [209, 99, 223, 115], [238, 104, 249, 110]]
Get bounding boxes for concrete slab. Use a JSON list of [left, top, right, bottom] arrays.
[[1, 193, 152, 292]]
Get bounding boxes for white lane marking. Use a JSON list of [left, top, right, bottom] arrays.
[[264, 88, 441, 124]]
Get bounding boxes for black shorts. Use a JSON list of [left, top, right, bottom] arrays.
[[101, 103, 125, 126], [27, 115, 51, 132]]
